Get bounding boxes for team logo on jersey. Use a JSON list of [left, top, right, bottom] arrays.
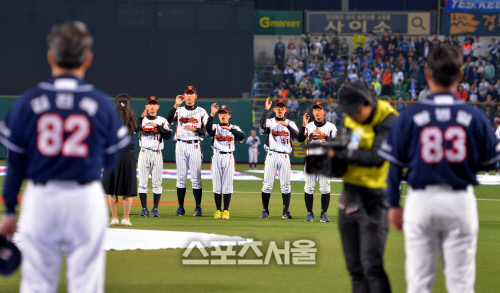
[[179, 117, 199, 124], [221, 105, 226, 109], [271, 130, 290, 137], [309, 133, 325, 141], [215, 134, 234, 142]]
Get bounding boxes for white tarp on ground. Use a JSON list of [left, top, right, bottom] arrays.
[[10, 229, 253, 251]]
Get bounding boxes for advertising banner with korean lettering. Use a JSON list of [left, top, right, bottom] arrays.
[[306, 11, 435, 35], [255, 10, 303, 35], [441, 12, 500, 35], [445, 0, 500, 12]]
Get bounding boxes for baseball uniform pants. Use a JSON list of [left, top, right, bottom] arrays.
[[175, 141, 202, 189], [211, 152, 234, 194], [262, 151, 291, 194], [138, 148, 163, 194]]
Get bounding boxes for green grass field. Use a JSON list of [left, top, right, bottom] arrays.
[[1, 163, 499, 293]]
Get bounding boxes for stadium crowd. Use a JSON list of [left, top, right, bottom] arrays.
[[269, 31, 500, 130]]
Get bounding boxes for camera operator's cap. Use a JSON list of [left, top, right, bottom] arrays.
[[217, 105, 231, 114], [0, 235, 21, 276], [184, 86, 197, 94], [338, 82, 370, 114], [146, 96, 159, 104], [274, 98, 287, 107], [312, 101, 327, 110]]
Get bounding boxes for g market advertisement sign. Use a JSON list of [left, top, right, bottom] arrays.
[[255, 11, 303, 35]]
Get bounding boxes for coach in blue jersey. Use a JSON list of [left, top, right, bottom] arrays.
[[0, 21, 130, 292], [379, 46, 500, 293], [334, 82, 397, 293]]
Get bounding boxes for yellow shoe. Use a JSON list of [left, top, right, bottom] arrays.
[[222, 210, 230, 219], [214, 210, 222, 219]]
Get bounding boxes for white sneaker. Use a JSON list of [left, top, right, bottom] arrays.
[[110, 218, 119, 226], [121, 218, 132, 226]]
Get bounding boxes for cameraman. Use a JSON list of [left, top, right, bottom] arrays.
[[333, 82, 397, 293]]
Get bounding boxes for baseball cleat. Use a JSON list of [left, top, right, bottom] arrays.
[[282, 211, 293, 219], [214, 210, 222, 219], [222, 210, 230, 220], [140, 208, 149, 217], [120, 218, 132, 226], [305, 213, 314, 222], [151, 208, 159, 217], [260, 211, 269, 218], [320, 214, 331, 222], [109, 218, 119, 226], [174, 207, 185, 216], [193, 207, 203, 217]]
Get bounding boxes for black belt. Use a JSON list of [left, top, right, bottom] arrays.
[[217, 151, 232, 154], [33, 180, 94, 186], [270, 150, 289, 155], [413, 185, 469, 191], [179, 140, 199, 144]]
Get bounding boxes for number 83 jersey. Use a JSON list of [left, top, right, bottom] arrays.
[[260, 117, 299, 154], [379, 94, 500, 189]]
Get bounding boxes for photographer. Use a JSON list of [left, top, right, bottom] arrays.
[[331, 82, 397, 293]]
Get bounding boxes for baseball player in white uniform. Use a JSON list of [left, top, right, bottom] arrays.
[[297, 101, 337, 222], [207, 104, 245, 219], [166, 86, 208, 216], [138, 96, 172, 217], [259, 97, 300, 219], [246, 130, 260, 170]]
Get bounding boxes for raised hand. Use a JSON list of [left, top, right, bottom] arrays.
[[303, 113, 310, 126], [265, 97, 272, 110], [141, 108, 148, 118], [174, 95, 185, 109], [211, 103, 219, 117]]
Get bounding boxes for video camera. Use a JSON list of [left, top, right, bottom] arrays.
[[304, 124, 351, 178]]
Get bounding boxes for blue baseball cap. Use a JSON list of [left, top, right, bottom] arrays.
[[0, 235, 21, 276]]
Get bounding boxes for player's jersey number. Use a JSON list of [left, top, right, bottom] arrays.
[[420, 126, 466, 163], [37, 113, 90, 157]]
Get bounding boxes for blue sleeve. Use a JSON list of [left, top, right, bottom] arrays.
[[3, 152, 26, 214], [378, 114, 409, 167], [246, 137, 252, 146], [386, 163, 403, 208]]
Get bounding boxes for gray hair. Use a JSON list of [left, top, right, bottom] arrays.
[[47, 21, 93, 69]]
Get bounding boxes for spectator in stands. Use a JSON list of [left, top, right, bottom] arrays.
[[487, 83, 499, 101], [333, 54, 345, 73], [371, 76, 382, 96], [299, 76, 309, 89], [479, 77, 490, 100], [442, 35, 451, 45], [495, 79, 500, 93], [485, 60, 496, 81], [311, 36, 323, 55], [456, 85, 468, 101], [451, 35, 460, 47], [379, 30, 390, 49], [312, 66, 322, 89], [362, 64, 373, 82], [304, 32, 311, 47], [299, 38, 309, 65], [324, 57, 333, 72], [418, 85, 431, 101], [320, 34, 329, 50], [271, 86, 281, 98], [295, 66, 306, 84], [301, 83, 312, 99], [464, 61, 474, 82], [381, 67, 392, 96], [488, 39, 498, 63], [286, 39, 297, 58], [361, 54, 372, 69], [324, 43, 337, 61], [271, 64, 283, 89], [472, 36, 483, 61], [279, 86, 290, 99], [347, 69, 358, 82], [322, 68, 332, 82], [283, 64, 295, 84], [350, 52, 361, 71], [347, 60, 358, 74], [275, 42, 285, 69], [386, 43, 396, 60], [275, 36, 285, 50], [420, 41, 431, 60], [469, 84, 478, 103], [397, 96, 406, 111], [332, 32, 340, 49], [308, 43, 320, 64], [464, 32, 474, 45], [287, 95, 299, 120], [409, 76, 418, 100], [320, 79, 331, 98], [475, 55, 485, 67], [393, 79, 406, 98], [299, 96, 311, 115], [462, 39, 472, 62], [340, 38, 349, 59], [325, 106, 338, 125], [331, 76, 341, 97], [413, 35, 422, 51], [311, 84, 321, 99], [461, 77, 471, 92], [290, 84, 300, 99], [353, 30, 366, 51], [287, 54, 299, 70], [392, 31, 403, 47], [392, 67, 404, 86]]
